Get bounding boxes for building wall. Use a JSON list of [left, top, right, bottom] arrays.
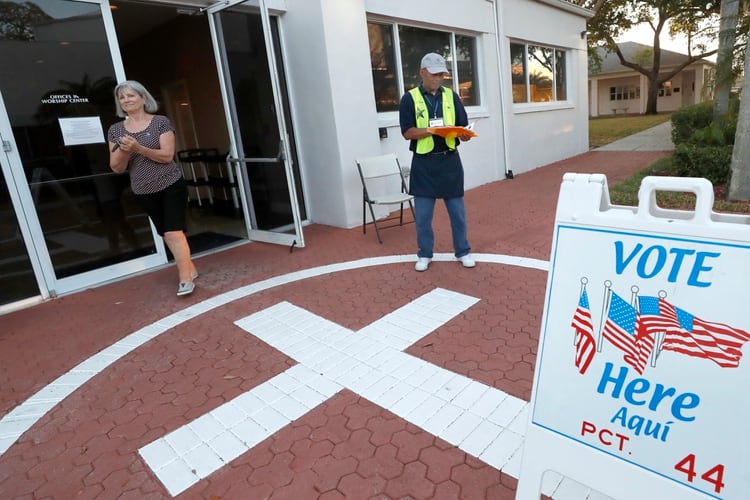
[[280, 0, 590, 229], [500, 0, 591, 175], [588, 64, 712, 117]]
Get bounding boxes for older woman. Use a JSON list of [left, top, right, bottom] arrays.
[[108, 80, 198, 296]]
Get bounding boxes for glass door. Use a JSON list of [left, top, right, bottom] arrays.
[[0, 0, 164, 300], [0, 120, 44, 309], [207, 0, 305, 248]]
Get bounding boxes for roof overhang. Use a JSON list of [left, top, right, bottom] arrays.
[[532, 0, 594, 19]]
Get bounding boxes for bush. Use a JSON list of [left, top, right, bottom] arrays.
[[672, 144, 733, 184], [671, 102, 713, 145], [669, 97, 739, 185]]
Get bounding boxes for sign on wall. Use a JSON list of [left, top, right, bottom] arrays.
[[516, 174, 750, 500]]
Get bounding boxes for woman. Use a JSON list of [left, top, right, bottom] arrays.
[[108, 80, 198, 296]]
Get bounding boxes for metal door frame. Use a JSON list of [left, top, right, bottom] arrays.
[[0, 0, 166, 303], [206, 0, 305, 248]]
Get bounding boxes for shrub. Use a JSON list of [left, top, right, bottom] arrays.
[[672, 144, 733, 184], [671, 102, 713, 145], [690, 119, 734, 146]]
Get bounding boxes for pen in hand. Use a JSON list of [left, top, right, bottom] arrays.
[[111, 142, 120, 152]]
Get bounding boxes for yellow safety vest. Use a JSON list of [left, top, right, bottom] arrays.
[[409, 86, 456, 153]]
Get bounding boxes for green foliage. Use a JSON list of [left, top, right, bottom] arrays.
[[690, 116, 737, 146], [671, 102, 714, 145], [672, 144, 734, 184], [669, 95, 739, 185]]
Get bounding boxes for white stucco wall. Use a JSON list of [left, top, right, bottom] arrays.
[[500, 0, 590, 175], [281, 0, 590, 229]]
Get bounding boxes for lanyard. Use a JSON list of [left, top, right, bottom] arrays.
[[424, 90, 441, 118]]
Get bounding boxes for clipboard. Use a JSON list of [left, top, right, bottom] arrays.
[[426, 125, 478, 139]]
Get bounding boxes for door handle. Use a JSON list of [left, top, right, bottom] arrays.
[[0, 133, 11, 152]]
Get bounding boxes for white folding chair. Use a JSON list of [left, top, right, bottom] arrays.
[[355, 153, 415, 243]]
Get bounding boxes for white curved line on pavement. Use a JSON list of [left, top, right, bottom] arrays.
[[0, 252, 548, 456]]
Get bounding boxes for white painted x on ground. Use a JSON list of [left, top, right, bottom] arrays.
[[140, 287, 527, 495], [0, 253, 602, 499]]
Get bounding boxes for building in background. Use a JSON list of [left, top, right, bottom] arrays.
[[0, 0, 592, 312], [588, 41, 716, 117]]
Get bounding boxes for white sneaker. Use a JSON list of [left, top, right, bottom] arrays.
[[458, 254, 476, 268], [415, 257, 431, 272]]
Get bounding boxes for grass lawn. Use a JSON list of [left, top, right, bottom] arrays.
[[590, 114, 750, 215], [589, 113, 672, 149]]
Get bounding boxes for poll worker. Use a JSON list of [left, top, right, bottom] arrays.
[[399, 52, 475, 272]]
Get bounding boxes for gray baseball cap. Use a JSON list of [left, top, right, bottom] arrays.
[[420, 53, 449, 74]]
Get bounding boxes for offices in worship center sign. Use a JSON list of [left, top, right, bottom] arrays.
[[515, 174, 750, 500]]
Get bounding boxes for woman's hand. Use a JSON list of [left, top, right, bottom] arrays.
[[117, 135, 140, 153]]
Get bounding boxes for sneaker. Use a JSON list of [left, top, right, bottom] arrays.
[[177, 281, 195, 296], [415, 257, 431, 272], [458, 254, 476, 268]]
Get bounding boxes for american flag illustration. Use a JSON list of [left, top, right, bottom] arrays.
[[571, 288, 596, 374], [661, 302, 750, 368], [598, 292, 750, 371], [601, 291, 639, 359]]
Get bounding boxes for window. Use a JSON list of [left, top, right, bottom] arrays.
[[510, 42, 568, 103], [609, 86, 640, 101], [367, 21, 479, 112], [658, 81, 672, 97]]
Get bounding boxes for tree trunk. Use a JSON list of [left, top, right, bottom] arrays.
[[645, 83, 659, 115], [727, 38, 750, 200], [713, 0, 739, 119]]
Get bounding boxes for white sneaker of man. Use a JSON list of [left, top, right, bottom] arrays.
[[458, 254, 476, 268], [415, 257, 431, 272]]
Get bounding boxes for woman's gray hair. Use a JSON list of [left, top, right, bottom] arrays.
[[113, 80, 158, 117]]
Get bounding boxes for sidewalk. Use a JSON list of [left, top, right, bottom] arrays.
[[0, 127, 673, 499], [595, 120, 674, 151]]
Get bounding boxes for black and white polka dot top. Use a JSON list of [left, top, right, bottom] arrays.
[[107, 115, 182, 195]]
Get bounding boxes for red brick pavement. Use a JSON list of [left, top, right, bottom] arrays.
[[0, 151, 668, 499]]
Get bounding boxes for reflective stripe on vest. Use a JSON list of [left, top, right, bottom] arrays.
[[409, 86, 456, 154]]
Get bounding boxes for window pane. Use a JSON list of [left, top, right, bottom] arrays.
[[398, 26, 450, 91], [528, 45, 553, 102], [510, 43, 527, 103], [456, 35, 478, 105], [368, 22, 399, 112], [555, 49, 567, 101]]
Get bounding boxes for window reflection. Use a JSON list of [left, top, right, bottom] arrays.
[[367, 22, 479, 111], [511, 41, 568, 104], [0, 0, 155, 279], [368, 23, 399, 112], [511, 43, 527, 103]]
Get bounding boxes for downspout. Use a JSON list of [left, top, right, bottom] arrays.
[[488, 0, 514, 179]]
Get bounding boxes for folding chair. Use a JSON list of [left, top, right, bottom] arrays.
[[355, 153, 415, 243]]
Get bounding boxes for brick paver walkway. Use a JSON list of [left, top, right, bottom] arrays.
[[0, 150, 669, 499]]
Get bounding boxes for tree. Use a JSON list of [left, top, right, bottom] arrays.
[[713, 0, 741, 118], [728, 22, 750, 199], [577, 0, 721, 114], [0, 1, 51, 41]]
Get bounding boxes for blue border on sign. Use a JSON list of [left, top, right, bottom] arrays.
[[530, 223, 748, 500]]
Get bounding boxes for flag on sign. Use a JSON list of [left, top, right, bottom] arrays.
[[571, 288, 596, 374], [601, 291, 638, 359], [637, 296, 680, 334], [661, 303, 750, 368]]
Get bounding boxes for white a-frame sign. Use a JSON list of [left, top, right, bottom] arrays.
[[516, 174, 750, 500]]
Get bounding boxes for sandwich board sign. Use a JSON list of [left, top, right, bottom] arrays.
[[515, 174, 750, 500]]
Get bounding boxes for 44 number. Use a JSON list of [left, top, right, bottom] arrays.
[[674, 454, 725, 493]]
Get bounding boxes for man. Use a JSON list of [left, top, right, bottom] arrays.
[[399, 52, 475, 272]]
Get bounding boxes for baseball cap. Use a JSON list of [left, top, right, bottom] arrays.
[[420, 53, 449, 74]]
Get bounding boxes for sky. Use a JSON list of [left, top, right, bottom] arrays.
[[616, 22, 718, 59]]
